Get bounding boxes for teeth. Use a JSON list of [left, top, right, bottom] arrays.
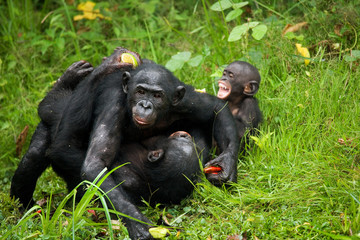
[[218, 83, 229, 91]]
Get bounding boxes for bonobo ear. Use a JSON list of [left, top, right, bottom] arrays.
[[243, 80, 259, 96], [147, 149, 164, 162], [173, 86, 186, 105], [122, 71, 131, 94]]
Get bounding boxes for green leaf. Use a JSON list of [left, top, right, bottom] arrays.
[[248, 21, 260, 28], [210, 68, 224, 78], [165, 59, 185, 72], [0, 79, 7, 87], [344, 55, 357, 62], [228, 24, 249, 42], [56, 38, 65, 50], [210, 0, 232, 11], [225, 9, 243, 22], [284, 32, 304, 41], [113, 27, 120, 38], [172, 51, 192, 61], [351, 50, 360, 59], [251, 24, 267, 40], [202, 44, 211, 57], [233, 2, 249, 9], [188, 55, 203, 67]]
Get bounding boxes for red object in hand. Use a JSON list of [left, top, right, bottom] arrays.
[[204, 166, 222, 174]]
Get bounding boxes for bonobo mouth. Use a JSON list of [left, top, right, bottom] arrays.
[[217, 80, 231, 99], [133, 116, 154, 128], [169, 131, 192, 140]]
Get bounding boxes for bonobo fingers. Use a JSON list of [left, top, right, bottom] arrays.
[[57, 60, 94, 88], [204, 153, 237, 186], [105, 47, 142, 69]]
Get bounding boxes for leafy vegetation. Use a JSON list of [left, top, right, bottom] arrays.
[[1, 0, 360, 239]]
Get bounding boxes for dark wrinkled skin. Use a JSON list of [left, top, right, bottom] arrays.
[[11, 48, 239, 239]]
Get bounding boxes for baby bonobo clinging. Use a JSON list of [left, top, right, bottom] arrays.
[[217, 61, 262, 138]]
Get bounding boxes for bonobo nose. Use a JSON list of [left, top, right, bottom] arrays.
[[139, 100, 152, 109], [169, 131, 191, 140]]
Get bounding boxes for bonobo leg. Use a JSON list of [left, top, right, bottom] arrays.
[[11, 61, 93, 208], [10, 122, 50, 208], [38, 60, 93, 125]]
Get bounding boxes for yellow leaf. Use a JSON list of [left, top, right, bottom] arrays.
[[77, 1, 96, 12], [83, 11, 100, 20], [295, 43, 310, 66], [73, 15, 85, 21], [149, 227, 170, 238], [195, 88, 206, 93], [74, 1, 109, 21]]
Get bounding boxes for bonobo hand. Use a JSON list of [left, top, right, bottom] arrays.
[[98, 47, 142, 75], [204, 152, 237, 186], [56, 60, 93, 88]]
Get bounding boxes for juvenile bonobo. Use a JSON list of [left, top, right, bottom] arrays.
[[12, 48, 239, 239], [217, 61, 262, 138], [112, 131, 201, 205]]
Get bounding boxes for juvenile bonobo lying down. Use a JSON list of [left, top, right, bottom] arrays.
[[11, 48, 239, 239], [217, 61, 262, 138], [112, 131, 201, 205]]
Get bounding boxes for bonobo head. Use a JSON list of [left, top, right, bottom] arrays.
[[123, 63, 186, 129], [217, 61, 261, 103], [146, 131, 201, 203]]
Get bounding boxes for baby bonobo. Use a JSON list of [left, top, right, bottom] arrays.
[[217, 61, 262, 139]]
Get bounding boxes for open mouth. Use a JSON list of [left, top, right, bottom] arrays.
[[217, 81, 231, 99], [169, 131, 191, 140]]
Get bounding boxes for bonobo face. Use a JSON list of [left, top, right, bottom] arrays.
[[124, 64, 185, 129], [217, 61, 261, 100], [147, 131, 196, 163]]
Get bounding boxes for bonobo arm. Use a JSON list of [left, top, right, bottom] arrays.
[[81, 77, 153, 240], [90, 47, 140, 78], [234, 98, 262, 138], [177, 87, 240, 186]]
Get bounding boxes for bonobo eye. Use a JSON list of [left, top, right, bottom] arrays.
[[229, 72, 234, 78], [136, 89, 145, 95]]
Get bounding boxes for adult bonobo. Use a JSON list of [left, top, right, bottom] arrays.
[[217, 61, 262, 138], [13, 48, 239, 239], [12, 54, 202, 205]]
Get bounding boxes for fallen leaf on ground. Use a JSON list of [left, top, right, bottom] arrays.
[[149, 227, 170, 238], [282, 22, 307, 36], [295, 43, 310, 65]]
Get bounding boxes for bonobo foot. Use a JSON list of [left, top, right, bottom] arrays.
[[126, 220, 154, 240]]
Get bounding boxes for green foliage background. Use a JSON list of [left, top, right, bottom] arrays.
[[1, 0, 360, 239]]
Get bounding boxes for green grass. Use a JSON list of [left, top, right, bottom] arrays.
[[1, 0, 360, 239]]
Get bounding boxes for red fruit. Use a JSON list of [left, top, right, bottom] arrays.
[[204, 166, 222, 174]]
